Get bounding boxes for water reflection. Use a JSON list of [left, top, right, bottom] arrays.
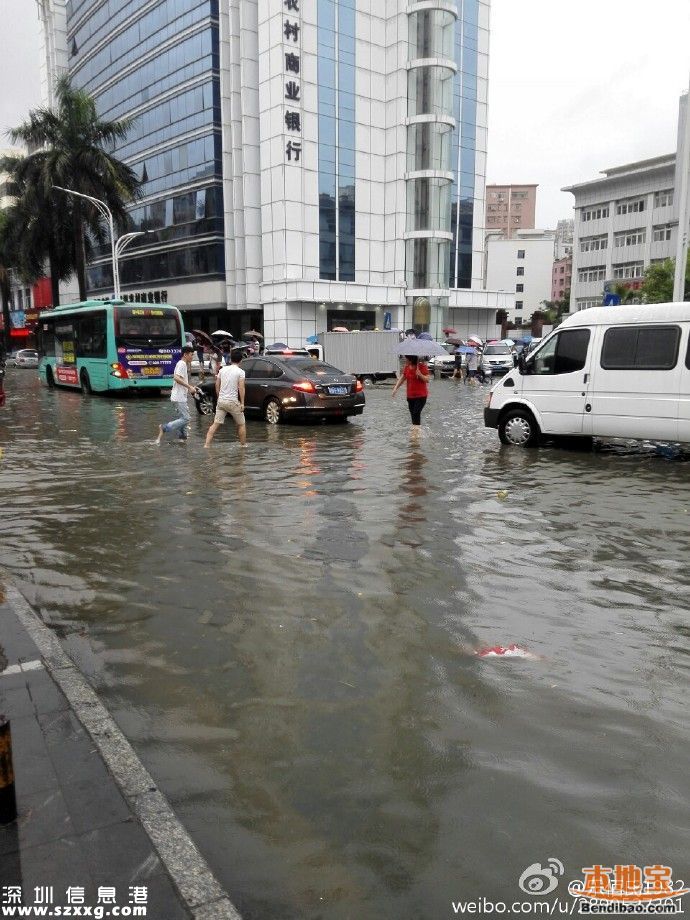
[[0, 371, 688, 919]]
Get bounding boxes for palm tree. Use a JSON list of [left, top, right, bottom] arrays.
[[0, 211, 12, 352], [9, 75, 140, 300]]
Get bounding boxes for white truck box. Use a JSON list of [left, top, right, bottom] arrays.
[[316, 331, 399, 377]]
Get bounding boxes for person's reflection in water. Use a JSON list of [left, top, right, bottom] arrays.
[[397, 442, 429, 545]]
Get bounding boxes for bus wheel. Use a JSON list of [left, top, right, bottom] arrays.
[[46, 366, 55, 388], [80, 370, 92, 395]]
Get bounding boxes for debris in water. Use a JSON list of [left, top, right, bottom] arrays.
[[496, 489, 508, 499], [475, 644, 539, 660]]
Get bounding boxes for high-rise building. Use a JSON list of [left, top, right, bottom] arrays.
[[485, 183, 537, 238], [42, 0, 513, 343]]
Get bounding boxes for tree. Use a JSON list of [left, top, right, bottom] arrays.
[[540, 289, 570, 325], [640, 256, 690, 303], [8, 75, 140, 300], [0, 211, 12, 352], [0, 155, 76, 310]]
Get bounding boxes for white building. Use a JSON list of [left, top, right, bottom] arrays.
[[563, 155, 677, 311], [485, 229, 555, 324], [39, 0, 513, 343]]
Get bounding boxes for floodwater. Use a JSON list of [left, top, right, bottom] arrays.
[[1, 369, 689, 919]]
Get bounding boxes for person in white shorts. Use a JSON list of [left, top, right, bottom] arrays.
[[204, 348, 247, 447]]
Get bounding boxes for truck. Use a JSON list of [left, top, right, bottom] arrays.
[[315, 330, 400, 380]]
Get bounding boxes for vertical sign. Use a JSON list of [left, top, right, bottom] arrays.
[[283, 0, 302, 165]]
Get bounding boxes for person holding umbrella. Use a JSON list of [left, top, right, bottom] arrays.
[[391, 337, 436, 427]]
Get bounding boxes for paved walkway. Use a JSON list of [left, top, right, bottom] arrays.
[[0, 582, 241, 920]]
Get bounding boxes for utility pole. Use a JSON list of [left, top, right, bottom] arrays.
[[673, 86, 690, 302]]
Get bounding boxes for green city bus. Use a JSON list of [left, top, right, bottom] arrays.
[[38, 299, 185, 394]]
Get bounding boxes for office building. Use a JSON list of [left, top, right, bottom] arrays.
[[485, 229, 555, 325], [485, 183, 537, 239], [41, 0, 513, 343], [563, 95, 689, 311]]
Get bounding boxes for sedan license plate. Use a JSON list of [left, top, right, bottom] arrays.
[[142, 366, 162, 376], [328, 385, 349, 395]]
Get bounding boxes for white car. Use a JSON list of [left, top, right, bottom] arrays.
[[14, 349, 39, 368]]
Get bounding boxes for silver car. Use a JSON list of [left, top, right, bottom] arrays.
[[14, 349, 39, 368], [481, 344, 514, 376]]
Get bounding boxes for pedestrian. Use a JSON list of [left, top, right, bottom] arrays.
[[220, 341, 232, 365], [453, 345, 464, 380], [195, 338, 206, 380], [155, 344, 197, 443], [465, 347, 479, 385], [204, 348, 247, 448], [391, 355, 431, 427]]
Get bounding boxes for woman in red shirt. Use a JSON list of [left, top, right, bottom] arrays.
[[391, 355, 431, 426]]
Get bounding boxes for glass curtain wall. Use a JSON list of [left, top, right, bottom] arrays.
[[67, 0, 225, 292], [318, 0, 356, 282], [405, 6, 455, 290], [449, 0, 479, 289]]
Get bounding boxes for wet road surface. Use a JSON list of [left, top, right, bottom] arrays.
[[1, 368, 689, 919]]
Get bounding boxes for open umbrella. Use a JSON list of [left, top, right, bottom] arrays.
[[394, 338, 448, 358], [467, 334, 483, 345], [242, 330, 264, 340], [417, 332, 434, 341], [211, 329, 233, 337], [305, 335, 318, 344], [332, 326, 349, 333], [267, 342, 288, 350], [456, 345, 477, 355], [501, 338, 515, 346], [443, 327, 457, 336]]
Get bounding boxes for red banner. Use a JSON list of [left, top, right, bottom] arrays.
[[56, 366, 79, 385]]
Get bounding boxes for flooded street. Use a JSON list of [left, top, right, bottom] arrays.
[[1, 368, 689, 919]]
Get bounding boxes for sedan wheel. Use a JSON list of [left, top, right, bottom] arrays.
[[264, 397, 282, 425]]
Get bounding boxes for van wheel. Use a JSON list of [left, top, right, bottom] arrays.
[[80, 370, 92, 395], [46, 366, 55, 388], [498, 409, 539, 447], [264, 397, 282, 425]]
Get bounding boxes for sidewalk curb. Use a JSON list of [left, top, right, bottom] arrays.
[[4, 583, 242, 920]]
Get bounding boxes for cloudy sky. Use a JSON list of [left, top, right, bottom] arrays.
[[1, 0, 688, 229]]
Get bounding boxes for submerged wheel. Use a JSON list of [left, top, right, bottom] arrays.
[[498, 409, 539, 447], [45, 366, 55, 388], [264, 397, 282, 425], [195, 394, 214, 416], [80, 370, 92, 395]]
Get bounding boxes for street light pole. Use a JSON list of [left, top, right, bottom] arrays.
[[53, 186, 118, 297], [673, 84, 690, 302]]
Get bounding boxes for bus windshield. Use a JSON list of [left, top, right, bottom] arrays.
[[115, 307, 181, 348]]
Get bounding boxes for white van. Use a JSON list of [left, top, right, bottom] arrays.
[[484, 303, 690, 447]]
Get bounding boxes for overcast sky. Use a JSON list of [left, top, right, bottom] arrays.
[[1, 0, 688, 229]]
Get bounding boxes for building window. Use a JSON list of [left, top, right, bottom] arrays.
[[614, 228, 646, 247], [615, 197, 645, 215], [653, 189, 673, 209], [581, 206, 609, 222], [612, 262, 644, 279], [580, 235, 608, 252], [652, 225, 672, 242], [576, 298, 600, 310], [516, 283, 524, 292], [515, 300, 523, 310], [577, 266, 606, 283], [514, 316, 522, 324], [516, 266, 525, 276], [517, 249, 525, 259]]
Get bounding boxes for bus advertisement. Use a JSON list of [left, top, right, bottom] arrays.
[[38, 300, 185, 394]]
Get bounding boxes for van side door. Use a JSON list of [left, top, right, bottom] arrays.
[[680, 327, 690, 445], [589, 324, 681, 442], [521, 328, 592, 435]]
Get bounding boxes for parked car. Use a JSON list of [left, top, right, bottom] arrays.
[[14, 349, 39, 368], [484, 303, 690, 447], [428, 345, 457, 377], [480, 344, 514, 376], [243, 355, 365, 424]]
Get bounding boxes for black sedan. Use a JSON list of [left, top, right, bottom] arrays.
[[194, 355, 365, 423]]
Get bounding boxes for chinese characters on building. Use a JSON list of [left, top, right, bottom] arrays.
[[283, 0, 302, 164]]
